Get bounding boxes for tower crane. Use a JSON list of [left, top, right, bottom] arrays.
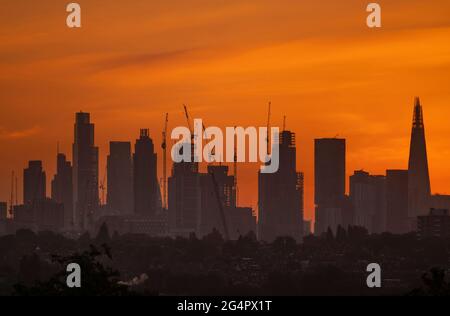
[[182, 105, 230, 240], [266, 102, 271, 154], [99, 167, 107, 206], [183, 104, 196, 163], [9, 171, 14, 218], [233, 126, 238, 206], [161, 113, 169, 209]]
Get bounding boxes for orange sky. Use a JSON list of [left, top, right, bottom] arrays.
[[1, 0, 450, 221]]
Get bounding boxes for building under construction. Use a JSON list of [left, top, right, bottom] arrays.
[[258, 130, 304, 242], [168, 141, 201, 237]]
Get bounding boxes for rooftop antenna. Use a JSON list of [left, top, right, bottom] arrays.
[[283, 115, 286, 131]]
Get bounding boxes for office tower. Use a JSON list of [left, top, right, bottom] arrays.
[[258, 130, 303, 242], [73, 112, 99, 231], [303, 220, 312, 236], [51, 153, 73, 229], [417, 209, 450, 239], [23, 160, 46, 204], [133, 129, 159, 216], [386, 170, 409, 234], [199, 165, 236, 238], [226, 206, 256, 240], [0, 202, 6, 220], [408, 97, 431, 227], [341, 195, 354, 229], [107, 141, 133, 215], [314, 138, 346, 235], [168, 141, 201, 237], [14, 198, 64, 232], [430, 194, 450, 210], [349, 170, 386, 234]]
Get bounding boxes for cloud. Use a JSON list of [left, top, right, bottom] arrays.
[[0, 126, 42, 140], [89, 49, 195, 73]]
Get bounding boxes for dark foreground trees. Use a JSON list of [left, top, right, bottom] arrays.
[[14, 245, 133, 296]]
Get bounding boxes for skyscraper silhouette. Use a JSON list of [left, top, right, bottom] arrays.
[[133, 129, 159, 216], [314, 138, 346, 235], [107, 141, 133, 215], [258, 130, 304, 242], [168, 142, 200, 236], [386, 169, 409, 234], [408, 97, 431, 227], [23, 160, 46, 205], [349, 170, 386, 234], [199, 165, 236, 238], [51, 153, 73, 229], [73, 112, 99, 231]]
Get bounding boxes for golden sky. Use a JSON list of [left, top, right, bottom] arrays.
[[1, 0, 450, 221]]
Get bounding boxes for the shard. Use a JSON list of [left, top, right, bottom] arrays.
[[407, 97, 431, 226]]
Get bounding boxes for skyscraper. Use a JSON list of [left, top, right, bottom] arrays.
[[408, 97, 431, 227], [386, 169, 409, 234], [51, 153, 73, 229], [199, 165, 236, 238], [168, 141, 201, 237], [107, 141, 133, 215], [258, 130, 303, 242], [73, 112, 99, 231], [349, 170, 386, 234], [314, 138, 346, 235], [23, 160, 46, 204], [133, 129, 159, 216]]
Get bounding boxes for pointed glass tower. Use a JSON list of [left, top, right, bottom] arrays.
[[408, 97, 431, 222]]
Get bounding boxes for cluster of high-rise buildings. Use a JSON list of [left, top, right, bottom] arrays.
[[1, 98, 449, 239], [314, 98, 450, 237]]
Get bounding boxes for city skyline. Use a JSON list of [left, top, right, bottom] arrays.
[[0, 98, 445, 228], [2, 1, 450, 222]]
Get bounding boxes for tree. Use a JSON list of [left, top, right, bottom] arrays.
[[408, 267, 450, 296], [96, 222, 110, 244], [14, 245, 133, 296]]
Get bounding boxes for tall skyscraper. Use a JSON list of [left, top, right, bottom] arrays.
[[73, 112, 99, 231], [199, 165, 236, 237], [51, 153, 73, 229], [258, 130, 303, 242], [314, 138, 346, 235], [133, 129, 159, 216], [107, 141, 133, 215], [408, 97, 431, 227], [386, 169, 409, 234], [23, 160, 46, 204], [168, 141, 201, 236], [349, 170, 386, 234]]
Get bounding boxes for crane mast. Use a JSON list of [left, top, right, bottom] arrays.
[[267, 101, 271, 154], [161, 113, 169, 209], [182, 105, 230, 240]]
